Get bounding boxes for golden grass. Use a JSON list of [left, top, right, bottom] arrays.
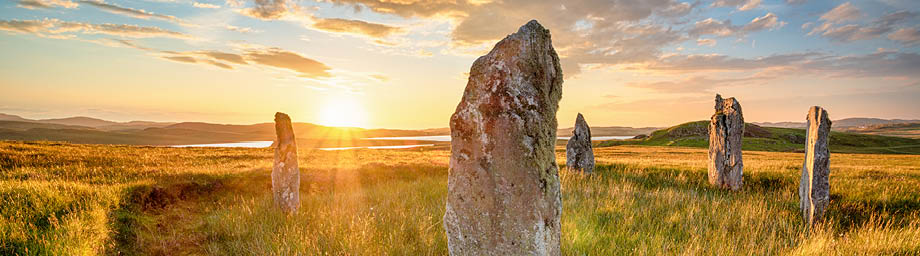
[[1, 141, 919, 255]]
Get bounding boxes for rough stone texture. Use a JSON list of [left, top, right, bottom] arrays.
[[566, 113, 594, 173], [272, 112, 300, 213], [708, 94, 744, 190], [443, 20, 563, 256], [799, 106, 832, 225]]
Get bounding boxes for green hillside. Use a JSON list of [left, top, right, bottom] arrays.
[[598, 121, 920, 154]]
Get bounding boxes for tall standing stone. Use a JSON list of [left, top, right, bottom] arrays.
[[443, 20, 563, 255], [566, 113, 595, 173], [708, 94, 744, 190], [272, 112, 300, 213], [799, 106, 831, 225]]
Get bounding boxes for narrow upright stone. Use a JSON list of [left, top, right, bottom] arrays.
[[272, 112, 300, 213], [708, 94, 744, 190], [799, 106, 832, 225], [566, 113, 595, 173], [443, 20, 563, 255]]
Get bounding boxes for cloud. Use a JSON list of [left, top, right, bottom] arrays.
[[820, 2, 861, 24], [627, 75, 771, 93], [310, 18, 402, 38], [319, 0, 470, 18], [242, 48, 331, 77], [808, 10, 917, 42], [197, 50, 247, 64], [225, 25, 257, 33], [624, 50, 920, 96], [321, 0, 699, 77], [711, 0, 761, 11], [0, 18, 192, 39], [815, 24, 889, 42], [79, 0, 194, 26], [161, 55, 197, 63], [161, 55, 234, 69], [689, 13, 785, 38], [645, 52, 818, 71], [241, 0, 289, 20], [192, 2, 220, 8], [644, 51, 920, 83], [99, 40, 334, 79], [17, 0, 77, 9], [888, 27, 920, 45], [697, 38, 716, 46]]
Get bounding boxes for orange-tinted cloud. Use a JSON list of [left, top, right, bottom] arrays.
[[0, 19, 192, 39], [241, 0, 288, 20], [17, 0, 77, 9], [311, 18, 402, 38], [888, 27, 920, 45], [243, 48, 331, 77], [808, 10, 916, 42], [79, 0, 194, 26]]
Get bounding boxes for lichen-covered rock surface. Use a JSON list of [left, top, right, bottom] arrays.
[[800, 106, 831, 226], [272, 112, 300, 213], [708, 94, 744, 190], [443, 20, 563, 255], [566, 113, 594, 173]]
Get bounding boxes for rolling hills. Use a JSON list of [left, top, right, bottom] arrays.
[[755, 117, 920, 129], [599, 121, 920, 154]]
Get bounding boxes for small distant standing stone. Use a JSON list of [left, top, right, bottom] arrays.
[[272, 112, 300, 213], [566, 113, 595, 173], [799, 106, 832, 225], [443, 20, 563, 255], [708, 94, 744, 190]]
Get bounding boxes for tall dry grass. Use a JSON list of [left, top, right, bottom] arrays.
[[1, 141, 919, 254]]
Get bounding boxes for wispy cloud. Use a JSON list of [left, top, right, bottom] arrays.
[[689, 13, 785, 38], [17, 0, 77, 9], [310, 18, 402, 38], [0, 18, 192, 39], [192, 2, 220, 9], [711, 0, 762, 11], [888, 27, 920, 45], [808, 9, 917, 42], [820, 2, 861, 24], [240, 0, 288, 20], [79, 0, 196, 27]]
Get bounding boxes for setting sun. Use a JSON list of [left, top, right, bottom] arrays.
[[318, 95, 367, 128]]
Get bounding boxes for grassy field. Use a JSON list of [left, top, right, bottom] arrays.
[[2, 140, 920, 255]]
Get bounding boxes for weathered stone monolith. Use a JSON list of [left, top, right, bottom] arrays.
[[272, 112, 300, 213], [443, 20, 563, 255], [799, 106, 831, 225], [566, 113, 594, 173], [708, 94, 744, 190]]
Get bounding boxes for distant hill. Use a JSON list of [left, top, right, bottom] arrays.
[[0, 113, 175, 130], [36, 116, 119, 127], [841, 122, 920, 139], [755, 118, 920, 129], [0, 114, 441, 146], [599, 120, 920, 154], [0, 113, 30, 122], [0, 121, 96, 131], [416, 126, 661, 137], [558, 126, 660, 137]]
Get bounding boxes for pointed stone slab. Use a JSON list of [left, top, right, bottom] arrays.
[[272, 112, 300, 213], [799, 106, 831, 225], [708, 94, 744, 190], [566, 113, 595, 173], [443, 20, 563, 255]]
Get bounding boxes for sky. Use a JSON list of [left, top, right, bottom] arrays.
[[1, 0, 919, 129]]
